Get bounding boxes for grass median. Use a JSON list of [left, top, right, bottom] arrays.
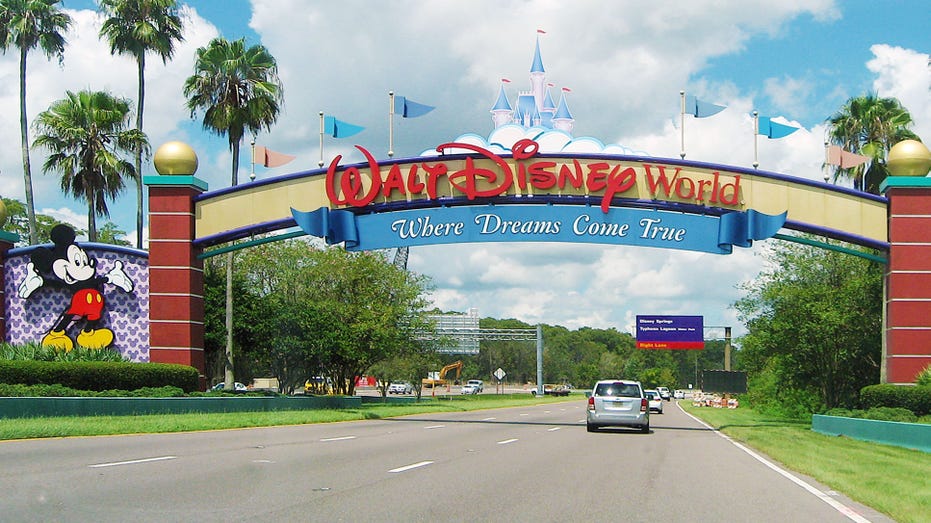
[[0, 393, 581, 441], [682, 401, 930, 523]]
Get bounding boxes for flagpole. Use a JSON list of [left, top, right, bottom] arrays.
[[752, 111, 760, 169], [680, 90, 686, 159], [250, 135, 256, 181], [388, 91, 395, 158], [318, 111, 325, 168]]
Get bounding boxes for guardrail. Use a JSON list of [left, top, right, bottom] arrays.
[[811, 414, 930, 453], [0, 396, 362, 418]]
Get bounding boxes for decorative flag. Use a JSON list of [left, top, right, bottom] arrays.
[[562, 87, 572, 93], [757, 116, 799, 139], [537, 29, 546, 34], [684, 95, 726, 118], [323, 115, 365, 138], [501, 78, 511, 83], [254, 145, 295, 168], [394, 95, 435, 118], [826, 145, 870, 169]]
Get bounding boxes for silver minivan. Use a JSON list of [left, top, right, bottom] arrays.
[[586, 380, 650, 433]]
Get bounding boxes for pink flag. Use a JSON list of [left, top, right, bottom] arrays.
[[255, 145, 295, 168], [537, 29, 546, 34], [826, 145, 870, 169], [562, 87, 572, 93], [501, 78, 511, 83]]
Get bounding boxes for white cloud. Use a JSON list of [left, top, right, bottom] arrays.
[[868, 44, 931, 142]]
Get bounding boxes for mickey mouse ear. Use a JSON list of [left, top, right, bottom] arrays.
[[50, 224, 76, 246]]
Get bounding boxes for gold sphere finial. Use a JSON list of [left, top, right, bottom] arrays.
[[887, 139, 931, 177], [153, 141, 199, 175]]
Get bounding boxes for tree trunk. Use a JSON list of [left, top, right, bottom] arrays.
[[225, 250, 235, 390], [19, 49, 37, 245], [135, 56, 146, 249]]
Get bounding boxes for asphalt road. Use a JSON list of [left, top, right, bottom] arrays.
[[1, 400, 892, 522]]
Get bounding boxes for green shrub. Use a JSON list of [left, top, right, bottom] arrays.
[[0, 342, 126, 362], [0, 383, 190, 398], [0, 360, 199, 393], [917, 364, 931, 387], [863, 406, 918, 423], [860, 383, 931, 416]]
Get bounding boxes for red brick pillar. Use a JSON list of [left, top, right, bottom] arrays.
[[883, 177, 931, 383], [0, 231, 19, 342], [144, 175, 207, 384]]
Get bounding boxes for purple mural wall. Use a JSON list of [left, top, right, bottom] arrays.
[[4, 244, 149, 362]]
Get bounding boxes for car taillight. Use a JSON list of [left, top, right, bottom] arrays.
[[588, 396, 595, 411], [640, 398, 648, 412]]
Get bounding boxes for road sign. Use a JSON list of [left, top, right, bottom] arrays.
[[636, 315, 705, 349], [494, 368, 506, 380]]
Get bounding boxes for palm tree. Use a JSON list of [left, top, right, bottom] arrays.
[[33, 90, 149, 241], [827, 94, 918, 194], [183, 37, 283, 390], [0, 0, 72, 245], [183, 37, 283, 184], [99, 0, 184, 249]]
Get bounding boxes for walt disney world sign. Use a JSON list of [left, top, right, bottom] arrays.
[[192, 139, 889, 254]]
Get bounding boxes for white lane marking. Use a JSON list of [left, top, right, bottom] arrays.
[[547, 427, 561, 432], [424, 425, 445, 430], [89, 456, 176, 468], [389, 461, 434, 473], [519, 413, 529, 417], [320, 436, 356, 442], [497, 438, 519, 445], [252, 459, 274, 463], [577, 419, 586, 423], [544, 410, 551, 413], [678, 404, 872, 523], [482, 417, 496, 421]]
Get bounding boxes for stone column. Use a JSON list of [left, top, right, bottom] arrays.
[[881, 140, 931, 383], [144, 141, 207, 385]]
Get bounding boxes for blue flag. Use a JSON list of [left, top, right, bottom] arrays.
[[684, 95, 726, 118], [324, 115, 365, 138], [757, 116, 799, 139], [395, 95, 435, 118]]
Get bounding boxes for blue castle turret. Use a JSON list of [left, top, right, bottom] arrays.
[[490, 35, 575, 134]]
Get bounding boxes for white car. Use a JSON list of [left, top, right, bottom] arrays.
[[466, 379, 484, 392], [388, 382, 412, 394], [644, 389, 664, 414], [461, 384, 479, 394], [674, 390, 686, 399], [656, 386, 671, 401], [587, 379, 650, 433], [210, 382, 247, 392]]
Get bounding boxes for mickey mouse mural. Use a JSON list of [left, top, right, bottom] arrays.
[[17, 224, 134, 350]]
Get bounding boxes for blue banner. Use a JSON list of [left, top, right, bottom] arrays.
[[291, 205, 786, 255], [637, 315, 704, 349]]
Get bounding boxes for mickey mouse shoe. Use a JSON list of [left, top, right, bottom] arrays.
[[42, 330, 75, 351], [77, 328, 114, 349]]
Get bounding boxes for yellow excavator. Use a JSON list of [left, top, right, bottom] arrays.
[[422, 360, 463, 390]]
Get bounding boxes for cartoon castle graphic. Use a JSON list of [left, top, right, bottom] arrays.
[[490, 35, 575, 134]]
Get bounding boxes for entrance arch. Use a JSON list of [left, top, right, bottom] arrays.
[[143, 139, 929, 384]]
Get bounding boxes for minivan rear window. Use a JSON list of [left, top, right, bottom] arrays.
[[595, 383, 641, 398]]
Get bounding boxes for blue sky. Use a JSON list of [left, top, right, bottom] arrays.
[[2, 1, 929, 337]]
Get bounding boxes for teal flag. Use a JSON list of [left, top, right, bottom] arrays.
[[324, 116, 365, 138], [757, 116, 799, 139], [685, 95, 726, 118], [395, 95, 435, 118]]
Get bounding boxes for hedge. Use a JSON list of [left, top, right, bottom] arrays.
[[0, 360, 199, 393], [860, 384, 931, 417]]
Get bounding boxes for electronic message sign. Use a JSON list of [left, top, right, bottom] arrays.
[[636, 315, 704, 349]]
